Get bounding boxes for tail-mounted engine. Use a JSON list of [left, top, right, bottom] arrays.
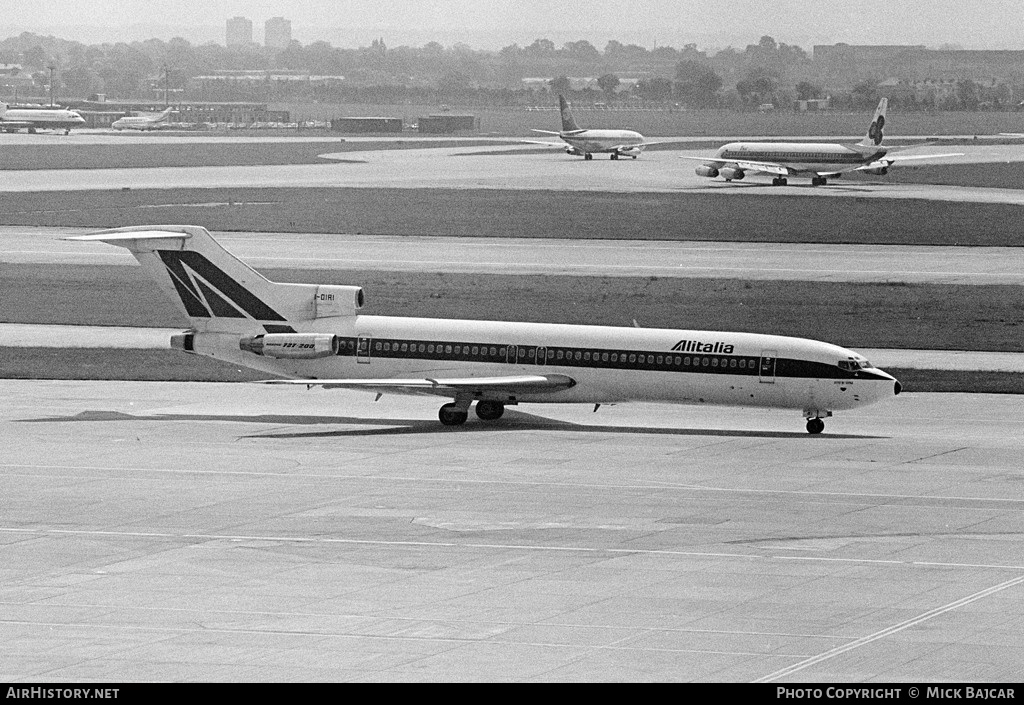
[[313, 285, 364, 318], [239, 333, 340, 359]]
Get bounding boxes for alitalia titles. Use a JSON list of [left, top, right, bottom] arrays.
[[671, 340, 735, 354]]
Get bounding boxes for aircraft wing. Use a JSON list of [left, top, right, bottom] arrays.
[[260, 373, 577, 398], [521, 139, 569, 148], [679, 155, 794, 176], [851, 152, 964, 172]]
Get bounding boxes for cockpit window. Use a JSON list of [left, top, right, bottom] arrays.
[[838, 359, 874, 371]]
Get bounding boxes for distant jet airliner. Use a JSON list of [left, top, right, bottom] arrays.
[[71, 225, 901, 433], [111, 107, 173, 131], [528, 95, 663, 159], [685, 98, 961, 185], [0, 103, 86, 134]]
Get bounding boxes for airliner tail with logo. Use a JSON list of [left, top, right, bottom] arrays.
[[70, 225, 901, 433], [684, 98, 961, 185]]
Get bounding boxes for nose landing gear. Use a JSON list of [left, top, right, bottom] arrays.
[[803, 409, 832, 434]]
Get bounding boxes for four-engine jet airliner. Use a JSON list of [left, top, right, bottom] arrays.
[[111, 107, 173, 131], [684, 98, 961, 185], [71, 225, 901, 433], [0, 103, 86, 134], [527, 95, 662, 160]]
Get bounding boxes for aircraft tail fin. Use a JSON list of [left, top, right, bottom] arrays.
[[857, 97, 888, 147], [67, 225, 364, 333], [558, 94, 581, 132]]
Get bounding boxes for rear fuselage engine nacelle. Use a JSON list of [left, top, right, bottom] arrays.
[[239, 333, 340, 359], [695, 164, 720, 178]]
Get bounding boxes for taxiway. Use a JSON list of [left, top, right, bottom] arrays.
[[1, 380, 1022, 681]]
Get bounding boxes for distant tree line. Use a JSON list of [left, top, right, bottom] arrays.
[[0, 31, 1017, 111]]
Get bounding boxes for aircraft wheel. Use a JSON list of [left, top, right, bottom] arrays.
[[439, 403, 468, 426], [780, 178, 788, 185], [611, 153, 618, 160], [806, 417, 825, 434], [475, 400, 505, 421], [772, 177, 781, 186]]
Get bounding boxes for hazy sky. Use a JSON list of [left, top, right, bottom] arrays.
[[3, 0, 1023, 51]]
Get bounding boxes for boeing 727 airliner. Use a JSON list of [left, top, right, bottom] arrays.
[[684, 98, 961, 185], [527, 95, 662, 159], [71, 225, 901, 433]]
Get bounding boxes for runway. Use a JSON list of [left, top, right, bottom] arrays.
[[6, 226, 1024, 285], [2, 143, 1022, 205], [2, 379, 1022, 681]]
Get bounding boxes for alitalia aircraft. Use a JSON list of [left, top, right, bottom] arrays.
[[684, 98, 960, 185], [527, 95, 662, 160], [0, 103, 86, 134], [71, 225, 901, 433]]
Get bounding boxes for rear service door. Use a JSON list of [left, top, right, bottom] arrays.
[[759, 350, 777, 383]]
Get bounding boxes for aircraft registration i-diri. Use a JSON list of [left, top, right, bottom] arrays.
[[70, 226, 901, 433]]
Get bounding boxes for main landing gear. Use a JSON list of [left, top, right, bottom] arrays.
[[771, 177, 788, 186], [811, 176, 828, 186], [438, 400, 506, 426], [805, 417, 825, 434], [584, 153, 593, 160], [611, 153, 618, 160]]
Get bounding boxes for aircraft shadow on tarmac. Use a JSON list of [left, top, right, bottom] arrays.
[[19, 408, 883, 440], [689, 181, 879, 193]]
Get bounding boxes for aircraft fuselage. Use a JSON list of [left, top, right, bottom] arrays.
[[190, 315, 899, 416], [560, 129, 646, 156], [714, 141, 887, 172]]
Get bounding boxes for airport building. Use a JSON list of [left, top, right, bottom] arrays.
[[226, 17, 253, 47], [265, 17, 292, 49]]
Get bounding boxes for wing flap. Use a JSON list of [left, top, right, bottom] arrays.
[[261, 373, 577, 398]]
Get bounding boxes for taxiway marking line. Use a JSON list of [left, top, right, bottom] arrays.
[[4, 527, 1024, 573], [754, 573, 1024, 682], [3, 462, 1024, 507]]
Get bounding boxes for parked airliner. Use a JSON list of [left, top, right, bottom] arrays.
[[528, 95, 662, 159], [112, 107, 173, 131], [0, 103, 86, 134], [685, 98, 961, 185], [71, 225, 901, 433]]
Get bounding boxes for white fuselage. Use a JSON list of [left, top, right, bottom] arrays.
[[714, 141, 886, 172], [111, 115, 169, 131], [192, 315, 899, 416], [1, 108, 86, 132], [560, 128, 645, 155]]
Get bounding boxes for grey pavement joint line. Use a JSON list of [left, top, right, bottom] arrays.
[[753, 573, 1024, 682]]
